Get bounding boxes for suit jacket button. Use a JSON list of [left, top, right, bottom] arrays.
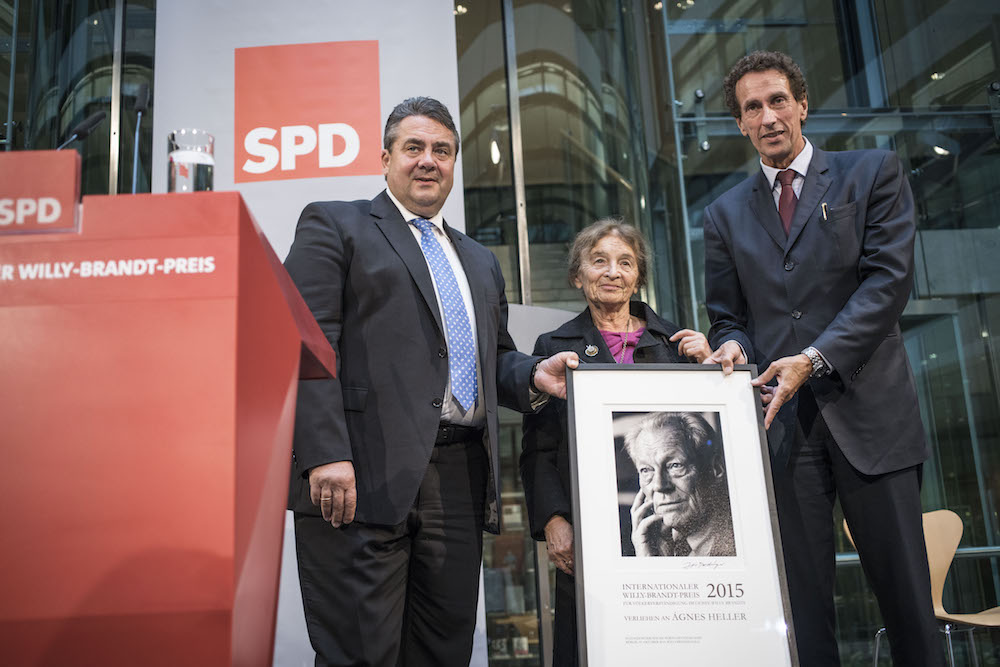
[[791, 310, 802, 319], [438, 347, 447, 358], [432, 398, 443, 408], [784, 260, 795, 271]]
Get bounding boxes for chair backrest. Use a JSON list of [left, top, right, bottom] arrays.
[[922, 509, 964, 616], [842, 509, 963, 617]]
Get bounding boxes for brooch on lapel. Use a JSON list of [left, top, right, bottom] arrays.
[[584, 345, 599, 357]]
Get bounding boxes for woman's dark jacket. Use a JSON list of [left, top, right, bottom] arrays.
[[520, 300, 693, 541]]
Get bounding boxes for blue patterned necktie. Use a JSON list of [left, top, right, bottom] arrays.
[[411, 218, 478, 412]]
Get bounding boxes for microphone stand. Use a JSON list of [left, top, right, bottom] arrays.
[[55, 133, 81, 151], [132, 84, 150, 194], [131, 111, 144, 194]]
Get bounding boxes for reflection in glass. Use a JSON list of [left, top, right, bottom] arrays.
[[1, 1, 155, 195], [514, 0, 674, 315], [458, 1, 1000, 662], [456, 1, 522, 305], [456, 6, 544, 664]]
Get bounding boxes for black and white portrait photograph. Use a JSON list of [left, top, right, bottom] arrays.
[[614, 411, 736, 558], [567, 366, 793, 664]]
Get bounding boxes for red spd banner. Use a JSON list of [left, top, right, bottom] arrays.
[[0, 150, 81, 235], [234, 40, 383, 183]]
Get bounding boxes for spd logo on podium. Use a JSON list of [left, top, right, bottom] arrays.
[[234, 40, 382, 183], [0, 150, 80, 235]]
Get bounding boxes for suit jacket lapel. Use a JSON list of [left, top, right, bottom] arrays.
[[787, 148, 832, 250], [634, 305, 684, 361], [552, 309, 616, 363], [370, 191, 444, 334], [578, 327, 615, 363], [748, 170, 787, 252]]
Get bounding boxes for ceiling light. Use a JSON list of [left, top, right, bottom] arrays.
[[653, 1, 663, 9], [454, 4, 468, 15], [932, 145, 950, 156], [490, 139, 501, 165], [930, 72, 944, 81]]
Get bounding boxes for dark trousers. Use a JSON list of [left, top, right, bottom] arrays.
[[294, 439, 487, 667], [552, 568, 579, 667], [772, 388, 944, 667]]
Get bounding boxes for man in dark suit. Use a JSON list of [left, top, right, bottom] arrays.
[[284, 96, 577, 667], [702, 52, 943, 665]]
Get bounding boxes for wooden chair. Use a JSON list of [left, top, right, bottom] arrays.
[[844, 510, 1000, 666]]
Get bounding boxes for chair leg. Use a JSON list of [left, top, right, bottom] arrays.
[[873, 627, 886, 667], [967, 626, 979, 667], [942, 623, 956, 667]]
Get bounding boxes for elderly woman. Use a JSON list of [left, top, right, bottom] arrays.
[[520, 218, 711, 666]]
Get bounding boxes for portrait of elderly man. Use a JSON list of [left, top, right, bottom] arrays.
[[620, 411, 735, 558]]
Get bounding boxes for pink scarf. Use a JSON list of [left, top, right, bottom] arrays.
[[599, 328, 645, 364]]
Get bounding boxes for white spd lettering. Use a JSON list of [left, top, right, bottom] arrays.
[[0, 197, 62, 225], [79, 258, 159, 278], [242, 123, 360, 174], [281, 125, 317, 171], [162, 256, 215, 275]]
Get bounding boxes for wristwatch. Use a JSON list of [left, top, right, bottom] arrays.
[[801, 346, 829, 378], [529, 360, 541, 392]]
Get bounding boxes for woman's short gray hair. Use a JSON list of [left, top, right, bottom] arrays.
[[567, 217, 649, 289]]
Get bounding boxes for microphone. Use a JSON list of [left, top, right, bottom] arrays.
[[135, 83, 150, 114], [56, 110, 107, 150], [132, 83, 151, 194]]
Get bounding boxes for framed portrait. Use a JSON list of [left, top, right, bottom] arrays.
[[567, 364, 797, 666]]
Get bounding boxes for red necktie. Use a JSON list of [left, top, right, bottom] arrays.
[[777, 169, 797, 236]]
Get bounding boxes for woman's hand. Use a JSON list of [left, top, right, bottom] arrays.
[[544, 515, 575, 575], [669, 329, 713, 363]]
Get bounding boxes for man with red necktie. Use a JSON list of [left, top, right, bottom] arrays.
[[702, 51, 944, 666]]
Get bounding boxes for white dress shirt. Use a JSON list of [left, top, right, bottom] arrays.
[[386, 187, 485, 426], [760, 137, 813, 208]]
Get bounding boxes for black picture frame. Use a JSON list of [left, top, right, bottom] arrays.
[[566, 364, 798, 666]]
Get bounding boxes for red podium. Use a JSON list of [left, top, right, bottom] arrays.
[[0, 168, 334, 666]]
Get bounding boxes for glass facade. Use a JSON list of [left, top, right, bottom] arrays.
[[5, 1, 999, 664], [1, 0, 155, 193], [454, 1, 1000, 665]]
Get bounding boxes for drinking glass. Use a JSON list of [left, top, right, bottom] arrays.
[[167, 128, 214, 192]]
